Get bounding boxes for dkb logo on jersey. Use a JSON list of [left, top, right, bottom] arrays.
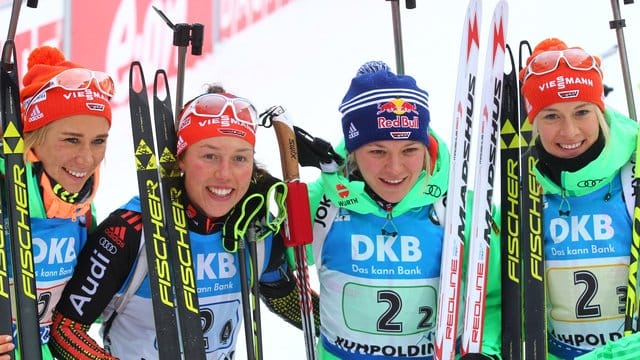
[[197, 252, 237, 280], [351, 234, 422, 262], [549, 214, 614, 244], [32, 237, 78, 265]]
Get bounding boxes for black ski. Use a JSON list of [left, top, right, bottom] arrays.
[[499, 43, 522, 360], [1, 40, 42, 360], [128, 61, 181, 359], [151, 69, 206, 359], [515, 40, 547, 359]]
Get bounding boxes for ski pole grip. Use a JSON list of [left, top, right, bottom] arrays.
[[191, 24, 204, 55], [271, 111, 300, 181], [283, 182, 313, 247]]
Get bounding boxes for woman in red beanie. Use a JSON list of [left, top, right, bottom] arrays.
[[48, 85, 317, 359], [0, 45, 115, 359], [520, 38, 640, 359]]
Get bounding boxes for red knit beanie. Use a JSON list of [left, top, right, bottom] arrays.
[[519, 38, 604, 123], [20, 46, 113, 133]]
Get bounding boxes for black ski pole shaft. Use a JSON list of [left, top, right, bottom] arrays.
[[229, 194, 264, 360], [609, 0, 637, 120], [174, 24, 190, 118], [247, 226, 264, 358], [237, 236, 256, 360], [386, 0, 415, 75], [3, 0, 38, 50], [387, 0, 405, 74], [152, 6, 204, 123], [1, 40, 42, 360]]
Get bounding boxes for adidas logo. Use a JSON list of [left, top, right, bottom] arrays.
[[29, 105, 44, 122], [348, 122, 359, 139], [104, 226, 126, 248]]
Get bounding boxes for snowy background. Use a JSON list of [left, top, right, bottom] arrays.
[[101, 0, 640, 359]]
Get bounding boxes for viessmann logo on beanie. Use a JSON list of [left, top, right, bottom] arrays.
[[338, 61, 430, 153], [20, 46, 113, 133]]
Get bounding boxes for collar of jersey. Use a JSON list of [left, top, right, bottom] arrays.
[[319, 129, 450, 217], [535, 108, 637, 197]]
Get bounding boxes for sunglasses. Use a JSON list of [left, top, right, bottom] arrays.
[[523, 48, 602, 82], [180, 93, 258, 131], [24, 68, 115, 111]]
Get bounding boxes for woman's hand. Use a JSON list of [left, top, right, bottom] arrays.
[[0, 335, 15, 359]]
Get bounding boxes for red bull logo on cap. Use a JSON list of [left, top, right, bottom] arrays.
[[376, 98, 421, 130], [376, 98, 419, 115]]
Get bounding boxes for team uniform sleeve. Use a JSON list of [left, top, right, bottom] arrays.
[[259, 232, 320, 335], [49, 209, 142, 359]]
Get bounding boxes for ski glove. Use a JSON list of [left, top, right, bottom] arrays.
[[259, 105, 343, 172], [294, 125, 343, 172]]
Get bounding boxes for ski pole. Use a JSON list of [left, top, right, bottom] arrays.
[[247, 225, 263, 358], [609, 0, 637, 121], [385, 0, 415, 75], [152, 6, 204, 124], [224, 194, 265, 360], [261, 106, 318, 360]]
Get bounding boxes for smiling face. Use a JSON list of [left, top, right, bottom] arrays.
[[179, 136, 254, 218], [535, 101, 601, 159], [30, 114, 109, 193], [353, 140, 426, 203]]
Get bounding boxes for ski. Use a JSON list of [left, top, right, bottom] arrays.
[[515, 40, 547, 359], [608, 0, 640, 336], [434, 0, 481, 358], [1, 40, 42, 360], [498, 44, 522, 359], [128, 61, 182, 359], [461, 1, 508, 356], [263, 105, 317, 360], [151, 69, 206, 359]]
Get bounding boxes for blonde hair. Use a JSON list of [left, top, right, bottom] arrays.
[[23, 126, 48, 163], [531, 103, 609, 144]]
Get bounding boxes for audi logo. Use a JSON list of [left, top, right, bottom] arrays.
[[576, 179, 604, 188], [99, 237, 118, 254], [424, 184, 442, 197]]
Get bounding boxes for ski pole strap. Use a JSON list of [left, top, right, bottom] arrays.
[[283, 182, 313, 248], [260, 181, 287, 239], [223, 193, 265, 252]]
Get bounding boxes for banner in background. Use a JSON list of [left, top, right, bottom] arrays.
[[1, 0, 291, 104]]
